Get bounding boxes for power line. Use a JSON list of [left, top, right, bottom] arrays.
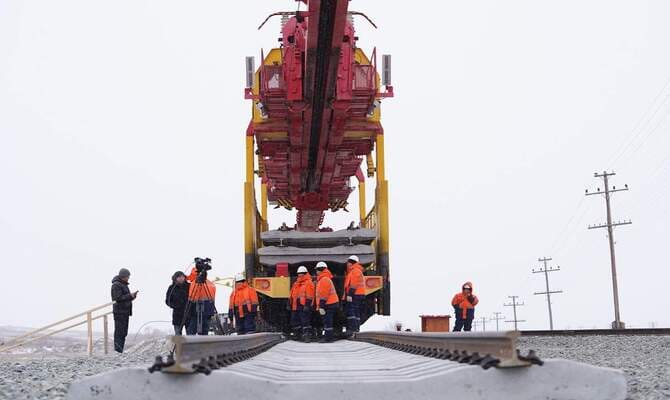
[[532, 257, 563, 330], [472, 317, 487, 332], [491, 312, 505, 332], [585, 171, 632, 329], [607, 76, 670, 169], [617, 108, 670, 171], [552, 200, 597, 257], [548, 197, 586, 254], [503, 296, 525, 331]]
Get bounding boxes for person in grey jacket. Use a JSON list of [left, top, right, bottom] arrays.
[[110, 268, 138, 353]]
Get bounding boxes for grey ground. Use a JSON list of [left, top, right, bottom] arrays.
[[0, 338, 168, 400], [0, 334, 667, 400], [518, 335, 670, 400]]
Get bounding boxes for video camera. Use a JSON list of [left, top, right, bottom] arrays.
[[194, 257, 212, 283], [194, 257, 212, 273]]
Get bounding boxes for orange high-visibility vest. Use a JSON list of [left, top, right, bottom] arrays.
[[343, 263, 366, 297], [290, 274, 315, 311], [299, 275, 315, 307], [316, 270, 338, 307], [289, 278, 301, 311], [229, 282, 259, 317], [188, 280, 216, 301], [451, 281, 479, 319]]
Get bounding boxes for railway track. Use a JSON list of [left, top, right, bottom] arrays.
[[149, 330, 539, 374], [148, 333, 284, 374], [67, 331, 628, 400], [353, 331, 542, 368]]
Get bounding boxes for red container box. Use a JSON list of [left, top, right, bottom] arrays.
[[420, 315, 451, 332], [275, 263, 289, 277]]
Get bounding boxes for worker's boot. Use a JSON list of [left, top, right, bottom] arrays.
[[321, 329, 334, 343], [302, 327, 312, 343]]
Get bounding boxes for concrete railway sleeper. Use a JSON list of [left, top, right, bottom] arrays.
[[68, 336, 629, 399], [353, 331, 542, 369]]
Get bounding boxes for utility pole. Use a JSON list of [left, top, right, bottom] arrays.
[[586, 171, 632, 329], [491, 312, 505, 331], [504, 296, 525, 331], [533, 257, 563, 330], [480, 316, 487, 332]]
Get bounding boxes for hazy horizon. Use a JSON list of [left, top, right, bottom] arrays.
[[2, 0, 670, 335]]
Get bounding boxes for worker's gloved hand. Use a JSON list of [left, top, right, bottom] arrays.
[[346, 296, 353, 302], [318, 308, 326, 316], [132, 291, 139, 299], [467, 295, 475, 304]]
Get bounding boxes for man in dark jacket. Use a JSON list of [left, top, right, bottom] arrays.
[[111, 268, 138, 353], [165, 271, 190, 335]]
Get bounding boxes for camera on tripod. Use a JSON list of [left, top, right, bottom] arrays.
[[194, 257, 212, 272], [194, 257, 212, 283]]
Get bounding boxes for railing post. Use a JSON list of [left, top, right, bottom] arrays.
[[86, 311, 93, 356], [103, 314, 109, 355]]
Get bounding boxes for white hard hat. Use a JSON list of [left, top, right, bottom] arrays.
[[315, 261, 328, 270], [348, 255, 359, 263], [297, 266, 308, 274], [234, 273, 246, 282]]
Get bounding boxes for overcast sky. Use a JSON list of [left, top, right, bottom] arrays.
[[1, 0, 670, 335]]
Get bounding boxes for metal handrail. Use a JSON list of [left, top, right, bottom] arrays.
[[0, 302, 115, 356], [363, 205, 377, 229]]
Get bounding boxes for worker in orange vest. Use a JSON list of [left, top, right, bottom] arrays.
[[185, 269, 217, 335], [315, 261, 339, 342], [343, 255, 365, 334], [289, 265, 315, 341], [228, 274, 259, 335], [452, 281, 479, 332]]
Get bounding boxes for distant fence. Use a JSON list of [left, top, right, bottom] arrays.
[[0, 302, 114, 356]]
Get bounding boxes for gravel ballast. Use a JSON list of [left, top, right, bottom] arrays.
[[0, 340, 167, 400], [1, 334, 667, 399], [519, 335, 670, 400]]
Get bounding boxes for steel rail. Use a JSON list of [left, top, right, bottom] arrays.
[[150, 333, 284, 375], [353, 331, 542, 369], [521, 328, 670, 336]]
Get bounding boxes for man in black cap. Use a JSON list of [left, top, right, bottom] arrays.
[[111, 268, 138, 353], [165, 271, 190, 335]]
